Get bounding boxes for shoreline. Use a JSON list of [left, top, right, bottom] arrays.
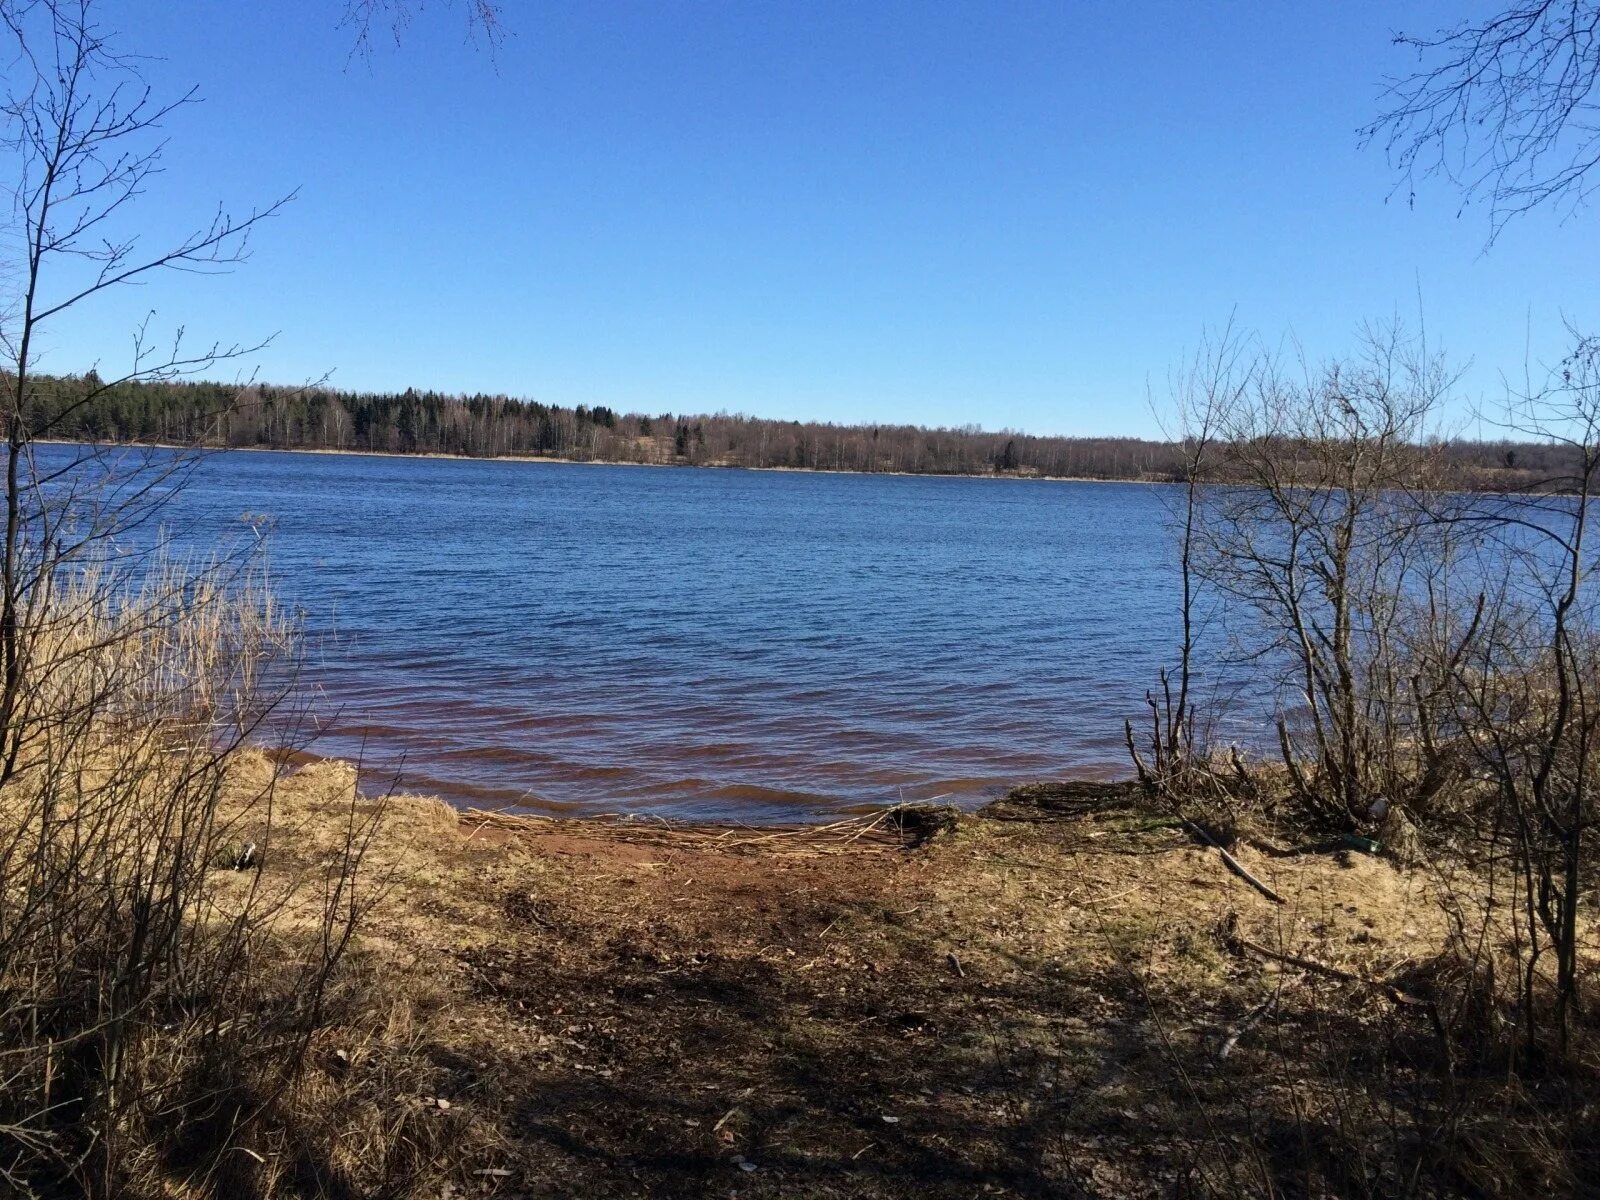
[[207, 756, 1474, 1197], [269, 743, 1124, 830], [37, 437, 1173, 487]]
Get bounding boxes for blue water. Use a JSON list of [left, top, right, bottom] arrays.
[[43, 446, 1207, 820]]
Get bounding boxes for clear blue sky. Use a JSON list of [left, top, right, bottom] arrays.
[[31, 1, 1595, 437]]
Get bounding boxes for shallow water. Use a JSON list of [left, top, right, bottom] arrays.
[[43, 445, 1226, 821]]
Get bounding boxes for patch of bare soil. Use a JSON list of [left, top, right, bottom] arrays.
[[243, 761, 1510, 1198]]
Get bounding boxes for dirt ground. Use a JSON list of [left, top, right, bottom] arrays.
[[232, 756, 1493, 1199]]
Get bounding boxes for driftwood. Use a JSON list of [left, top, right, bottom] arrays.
[[1225, 926, 1438, 1016], [456, 805, 938, 857], [1182, 820, 1285, 904]]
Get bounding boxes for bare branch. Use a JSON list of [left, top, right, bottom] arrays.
[[1363, 2, 1600, 240]]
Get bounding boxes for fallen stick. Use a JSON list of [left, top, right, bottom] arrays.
[[1182, 820, 1284, 905], [1228, 932, 1436, 1012], [1219, 994, 1278, 1060], [1232, 934, 1361, 983]]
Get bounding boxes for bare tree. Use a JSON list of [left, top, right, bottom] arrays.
[[0, 0, 294, 784], [1446, 327, 1600, 1050], [341, 0, 505, 55], [1364, 1, 1600, 239], [1189, 324, 1467, 827]]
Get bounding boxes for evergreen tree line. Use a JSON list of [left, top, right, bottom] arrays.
[[19, 372, 1579, 485]]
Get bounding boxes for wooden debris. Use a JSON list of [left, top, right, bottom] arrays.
[[1222, 920, 1438, 1017], [1219, 995, 1278, 1059], [458, 807, 918, 856], [1183, 820, 1284, 904]]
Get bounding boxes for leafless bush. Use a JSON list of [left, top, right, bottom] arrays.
[[1430, 329, 1600, 1054], [1190, 323, 1476, 829], [1136, 322, 1483, 833], [1125, 323, 1274, 845], [0, 550, 384, 1197], [1135, 320, 1600, 1191]]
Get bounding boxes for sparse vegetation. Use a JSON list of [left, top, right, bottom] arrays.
[[0, 4, 383, 1194], [3, 0, 1596, 1196], [49, 763, 1557, 1199], [1126, 319, 1600, 1196]]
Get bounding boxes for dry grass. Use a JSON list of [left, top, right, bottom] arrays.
[[0, 555, 386, 1200], [12, 694, 1573, 1198], [166, 765, 1600, 1199]]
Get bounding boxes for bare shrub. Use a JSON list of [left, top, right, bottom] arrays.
[[0, 6, 392, 1193], [1430, 330, 1600, 1054], [1135, 321, 1600, 1193], [1180, 324, 1474, 829], [1126, 325, 1238, 801], [0, 547, 383, 1196]]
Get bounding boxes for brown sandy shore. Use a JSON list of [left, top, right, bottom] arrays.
[[232, 753, 1477, 1199]]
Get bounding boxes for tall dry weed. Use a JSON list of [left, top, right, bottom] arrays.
[[0, 548, 383, 1198]]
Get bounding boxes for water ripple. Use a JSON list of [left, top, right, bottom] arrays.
[[44, 446, 1242, 822]]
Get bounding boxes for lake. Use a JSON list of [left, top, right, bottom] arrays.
[[46, 446, 1215, 821]]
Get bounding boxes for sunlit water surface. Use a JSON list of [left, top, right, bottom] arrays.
[[44, 446, 1250, 821]]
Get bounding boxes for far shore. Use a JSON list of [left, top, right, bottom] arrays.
[[37, 437, 1172, 487]]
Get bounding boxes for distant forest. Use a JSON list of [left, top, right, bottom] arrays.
[[21, 373, 1573, 485]]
